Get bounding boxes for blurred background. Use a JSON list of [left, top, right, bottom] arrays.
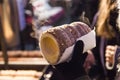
[[0, 0, 99, 80]]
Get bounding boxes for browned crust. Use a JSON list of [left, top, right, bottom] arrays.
[[70, 22, 91, 36], [59, 24, 75, 45], [67, 24, 81, 40]]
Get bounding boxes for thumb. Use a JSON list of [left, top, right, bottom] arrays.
[[71, 40, 84, 62]]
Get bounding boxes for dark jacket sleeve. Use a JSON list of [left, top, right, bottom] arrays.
[[115, 47, 120, 80], [116, 47, 120, 58], [116, 47, 120, 65]]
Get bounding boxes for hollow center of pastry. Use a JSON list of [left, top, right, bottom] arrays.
[[40, 34, 59, 64]]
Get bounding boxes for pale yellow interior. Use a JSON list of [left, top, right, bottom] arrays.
[[40, 33, 60, 65]]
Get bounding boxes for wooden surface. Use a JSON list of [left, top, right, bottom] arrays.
[[0, 50, 49, 80], [0, 50, 49, 65], [0, 50, 49, 70], [0, 50, 43, 57], [0, 70, 43, 80], [0, 57, 48, 65]]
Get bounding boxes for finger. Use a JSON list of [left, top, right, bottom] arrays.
[[71, 40, 84, 62], [105, 52, 112, 58], [105, 53, 114, 64], [105, 50, 115, 56], [105, 53, 113, 62], [106, 45, 117, 51], [106, 57, 110, 62], [106, 57, 113, 64]]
